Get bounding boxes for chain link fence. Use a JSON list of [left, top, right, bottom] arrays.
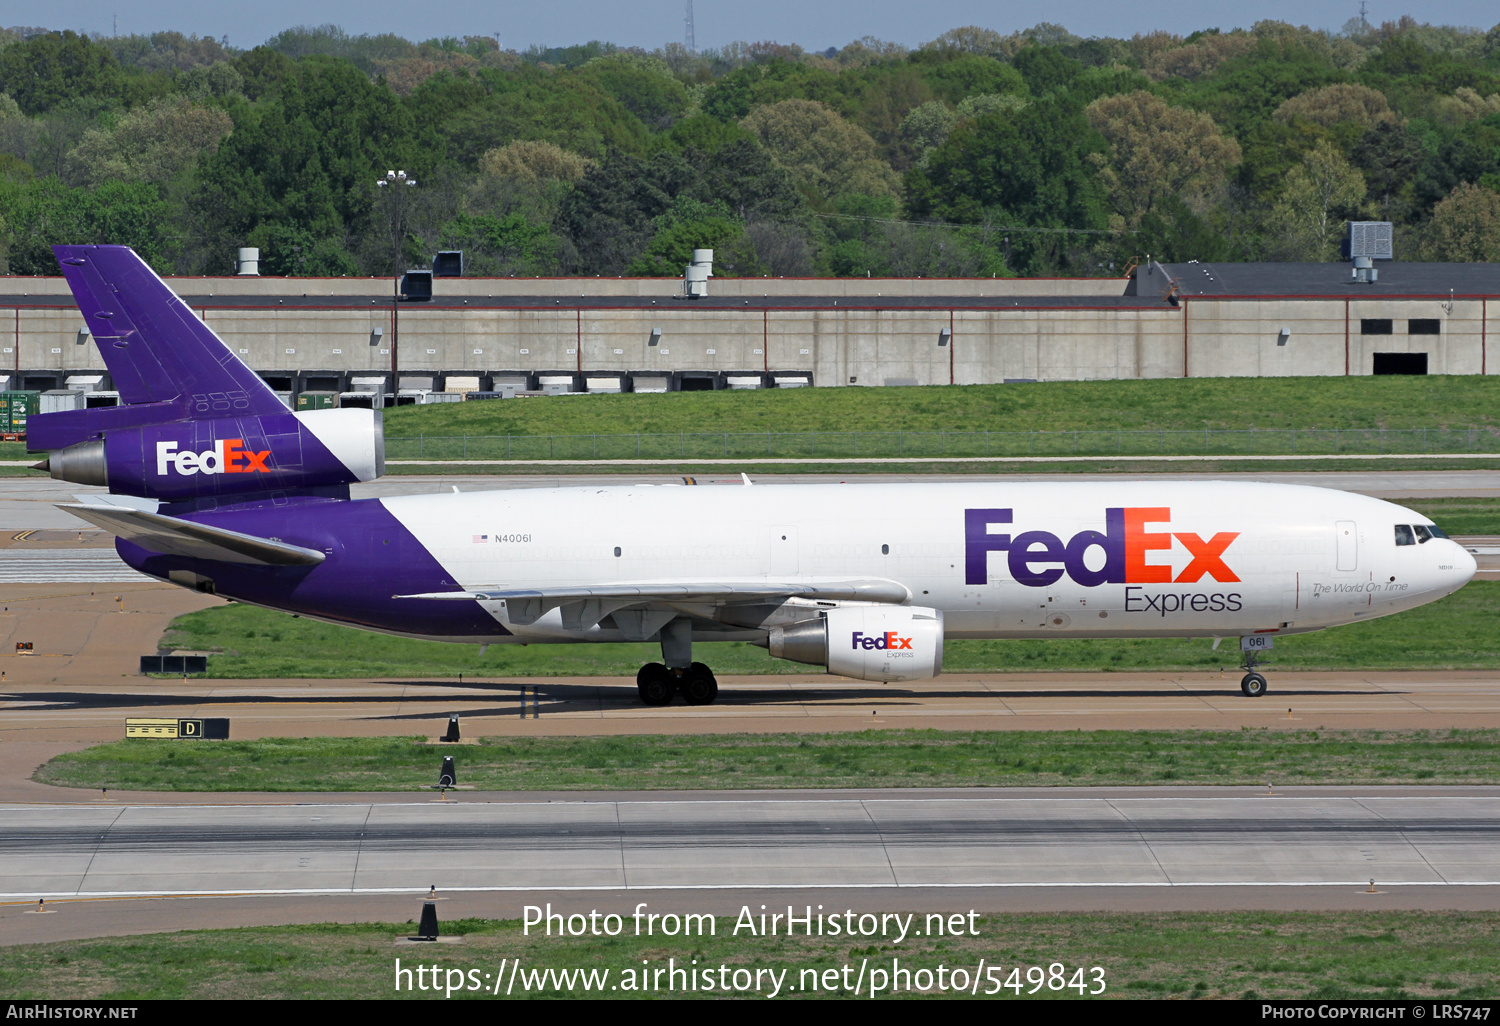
[[386, 428, 1500, 461]]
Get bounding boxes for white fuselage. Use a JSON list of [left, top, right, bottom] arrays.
[[385, 480, 1476, 644]]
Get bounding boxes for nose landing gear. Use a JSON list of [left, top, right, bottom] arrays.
[[1240, 648, 1268, 697]]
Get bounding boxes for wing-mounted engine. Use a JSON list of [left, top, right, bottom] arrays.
[[767, 605, 944, 682], [38, 408, 385, 500]]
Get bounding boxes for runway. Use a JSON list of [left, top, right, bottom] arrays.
[[5, 791, 1498, 899]]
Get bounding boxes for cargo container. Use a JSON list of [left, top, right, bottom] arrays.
[[0, 391, 40, 437], [295, 391, 337, 411], [40, 390, 86, 414]]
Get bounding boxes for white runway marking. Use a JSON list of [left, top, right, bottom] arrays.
[[0, 550, 150, 583]]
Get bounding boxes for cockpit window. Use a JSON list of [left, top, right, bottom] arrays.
[[1425, 524, 1449, 540], [1413, 524, 1448, 543], [1395, 525, 1415, 546]]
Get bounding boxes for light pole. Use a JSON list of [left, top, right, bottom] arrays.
[[376, 169, 417, 403]]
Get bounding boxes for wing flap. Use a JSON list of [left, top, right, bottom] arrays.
[[59, 504, 326, 566], [394, 580, 910, 626]]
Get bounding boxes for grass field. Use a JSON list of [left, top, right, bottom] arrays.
[[1405, 497, 1500, 534], [1, 912, 1493, 999], [381, 377, 1500, 438], [8, 377, 1499, 475], [37, 729, 1500, 792], [158, 580, 1500, 679]]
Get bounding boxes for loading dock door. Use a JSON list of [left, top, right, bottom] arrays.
[[1336, 521, 1358, 571], [1373, 353, 1428, 375]]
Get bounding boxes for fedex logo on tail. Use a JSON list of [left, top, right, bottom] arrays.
[[852, 631, 913, 651], [965, 507, 1239, 587], [155, 439, 271, 476]]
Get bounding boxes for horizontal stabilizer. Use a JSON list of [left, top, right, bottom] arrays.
[[73, 493, 159, 513], [58, 504, 326, 566]]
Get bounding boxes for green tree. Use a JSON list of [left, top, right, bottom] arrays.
[[0, 176, 171, 273], [907, 97, 1108, 223], [1012, 46, 1084, 96], [740, 98, 900, 200], [191, 57, 417, 248], [68, 95, 233, 187], [1418, 182, 1500, 260], [626, 198, 749, 277], [0, 31, 121, 115], [689, 139, 804, 223], [437, 212, 564, 275], [1273, 82, 1395, 130], [478, 140, 593, 184], [245, 223, 358, 276], [1268, 140, 1368, 259], [554, 151, 691, 273], [1085, 91, 1241, 222], [579, 52, 688, 128]]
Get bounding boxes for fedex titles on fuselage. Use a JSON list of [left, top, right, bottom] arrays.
[[965, 507, 1244, 616]]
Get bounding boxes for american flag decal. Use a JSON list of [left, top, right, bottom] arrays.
[[472, 534, 488, 543]]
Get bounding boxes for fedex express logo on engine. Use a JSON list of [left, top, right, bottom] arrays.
[[964, 507, 1239, 587], [155, 439, 271, 476], [852, 631, 913, 651]]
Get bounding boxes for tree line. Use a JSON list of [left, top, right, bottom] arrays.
[[1, 16, 1498, 278]]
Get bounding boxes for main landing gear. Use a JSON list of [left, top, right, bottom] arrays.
[[1240, 649, 1268, 698], [636, 618, 719, 706], [636, 662, 718, 706]]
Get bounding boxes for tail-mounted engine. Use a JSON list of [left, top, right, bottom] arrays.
[[767, 606, 944, 682], [40, 408, 385, 500]]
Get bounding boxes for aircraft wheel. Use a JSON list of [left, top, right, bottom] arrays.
[[636, 663, 673, 706], [1241, 672, 1267, 698], [682, 662, 719, 706]]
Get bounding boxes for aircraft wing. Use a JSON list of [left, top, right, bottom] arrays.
[[394, 579, 911, 631], [58, 503, 327, 566]]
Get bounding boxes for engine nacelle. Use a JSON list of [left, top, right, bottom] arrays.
[[768, 606, 944, 682], [42, 408, 384, 501]]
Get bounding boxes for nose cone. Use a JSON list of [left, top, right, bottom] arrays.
[[1425, 539, 1478, 601], [1455, 541, 1479, 584]]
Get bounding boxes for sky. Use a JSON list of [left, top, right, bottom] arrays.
[[16, 1, 1500, 52]]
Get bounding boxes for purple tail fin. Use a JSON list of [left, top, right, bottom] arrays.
[[53, 245, 286, 417]]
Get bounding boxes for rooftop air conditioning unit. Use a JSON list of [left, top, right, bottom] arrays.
[[1348, 222, 1393, 284]]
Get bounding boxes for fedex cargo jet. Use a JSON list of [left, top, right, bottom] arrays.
[[31, 246, 1477, 704]]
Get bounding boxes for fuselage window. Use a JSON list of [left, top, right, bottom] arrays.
[[1394, 525, 1415, 546]]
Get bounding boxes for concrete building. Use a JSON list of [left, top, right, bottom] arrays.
[[1, 261, 1495, 398]]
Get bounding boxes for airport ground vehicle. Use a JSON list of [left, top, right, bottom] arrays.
[[32, 246, 1477, 704]]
